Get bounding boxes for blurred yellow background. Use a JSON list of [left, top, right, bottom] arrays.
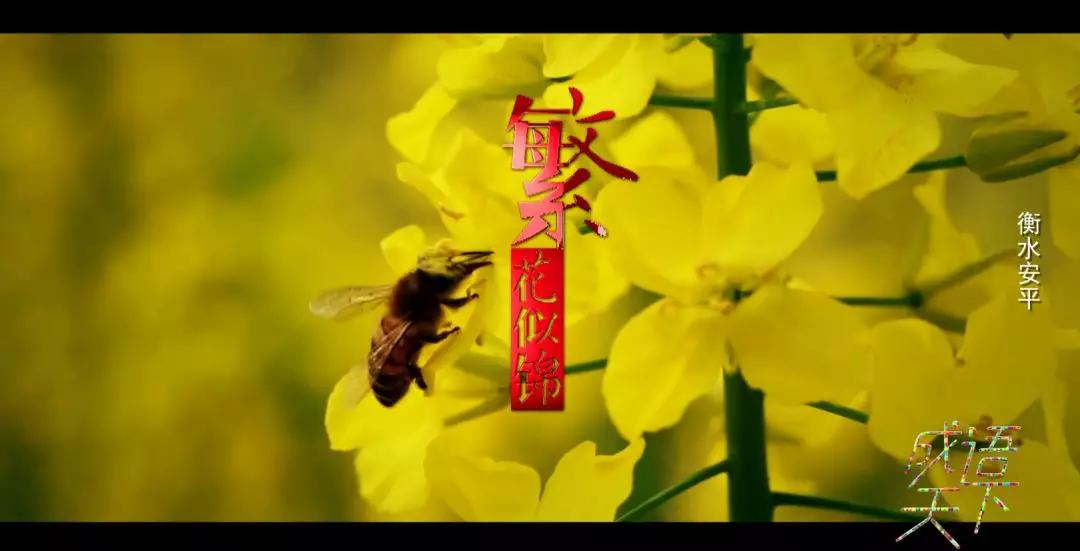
[[0, 34, 455, 520]]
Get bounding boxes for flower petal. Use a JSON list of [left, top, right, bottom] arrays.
[[327, 387, 443, 513], [327, 379, 441, 451], [657, 39, 713, 91], [563, 226, 631, 327], [544, 35, 662, 119], [829, 86, 941, 198], [781, 181, 928, 298], [610, 111, 698, 171], [940, 158, 1050, 260], [889, 47, 1017, 117], [928, 440, 1080, 521], [750, 106, 837, 168], [535, 439, 646, 521], [751, 34, 866, 112], [437, 36, 545, 100], [869, 299, 1057, 460], [325, 365, 373, 451], [728, 284, 872, 405], [956, 297, 1057, 419], [440, 127, 523, 206], [911, 171, 981, 286], [386, 84, 458, 165], [542, 34, 617, 78], [867, 318, 957, 459], [594, 167, 707, 303], [425, 434, 541, 521], [1043, 251, 1080, 335], [354, 414, 441, 513], [701, 162, 822, 281], [1050, 163, 1080, 260], [380, 225, 427, 277], [602, 299, 727, 440]]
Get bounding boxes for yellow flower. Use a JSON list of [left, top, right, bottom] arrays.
[[867, 297, 1057, 461], [323, 225, 499, 513], [595, 113, 872, 438], [1048, 163, 1080, 261], [436, 35, 547, 101], [898, 37, 1080, 340], [424, 435, 645, 521], [540, 35, 663, 119], [907, 171, 1013, 322], [940, 34, 1080, 260], [752, 34, 1017, 198], [780, 174, 929, 301], [927, 439, 1080, 521], [910, 172, 981, 287], [385, 83, 460, 167], [924, 348, 1080, 521], [387, 34, 714, 169], [774, 162, 1009, 328]]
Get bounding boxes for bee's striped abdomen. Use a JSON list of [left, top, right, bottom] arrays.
[[368, 315, 419, 407]]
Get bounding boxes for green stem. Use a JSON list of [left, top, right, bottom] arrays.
[[738, 97, 798, 113], [444, 395, 506, 427], [816, 155, 968, 182], [836, 294, 922, 308], [713, 33, 773, 523], [917, 248, 1012, 300], [564, 359, 606, 376], [807, 401, 869, 424], [648, 93, 714, 111], [616, 459, 731, 522], [772, 492, 924, 522], [915, 309, 968, 334], [698, 35, 721, 49]]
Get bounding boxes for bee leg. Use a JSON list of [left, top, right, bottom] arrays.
[[441, 293, 480, 309], [407, 363, 428, 390], [421, 326, 461, 343]]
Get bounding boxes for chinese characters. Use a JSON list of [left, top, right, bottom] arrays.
[[1017, 211, 1042, 311], [504, 87, 634, 411], [510, 248, 564, 410], [504, 87, 637, 248], [897, 419, 1021, 549]]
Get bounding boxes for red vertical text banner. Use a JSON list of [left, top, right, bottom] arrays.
[[510, 248, 564, 410], [504, 87, 636, 411]]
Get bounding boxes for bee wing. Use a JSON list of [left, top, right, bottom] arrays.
[[368, 320, 411, 371], [309, 285, 393, 321], [338, 364, 372, 410]]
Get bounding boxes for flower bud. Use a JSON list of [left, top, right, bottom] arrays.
[[965, 115, 1079, 182]]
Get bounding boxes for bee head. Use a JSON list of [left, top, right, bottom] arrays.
[[416, 240, 493, 282]]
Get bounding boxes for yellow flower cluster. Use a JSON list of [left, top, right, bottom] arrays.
[[326, 33, 1080, 522]]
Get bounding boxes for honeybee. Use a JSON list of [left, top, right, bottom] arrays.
[[310, 244, 492, 408]]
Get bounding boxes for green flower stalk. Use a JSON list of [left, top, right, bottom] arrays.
[[711, 33, 773, 523]]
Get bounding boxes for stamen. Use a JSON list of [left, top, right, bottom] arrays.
[[439, 203, 466, 220]]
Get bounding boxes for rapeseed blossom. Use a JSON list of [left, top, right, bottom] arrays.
[[939, 34, 1080, 260], [386, 34, 717, 170], [324, 226, 496, 512], [425, 436, 644, 521], [337, 33, 1080, 522], [752, 34, 1017, 198], [595, 112, 873, 439]]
